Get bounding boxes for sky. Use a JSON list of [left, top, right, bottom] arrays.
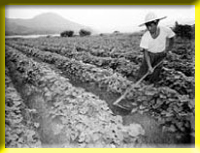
[[5, 5, 195, 33]]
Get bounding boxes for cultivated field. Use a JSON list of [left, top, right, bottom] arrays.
[[5, 33, 195, 148]]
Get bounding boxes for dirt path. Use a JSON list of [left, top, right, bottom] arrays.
[[59, 70, 183, 147]]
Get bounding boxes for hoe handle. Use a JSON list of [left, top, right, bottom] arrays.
[[113, 59, 164, 106]]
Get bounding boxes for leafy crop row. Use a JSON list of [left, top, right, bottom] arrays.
[[7, 42, 195, 98], [6, 41, 195, 139], [7, 34, 141, 60], [5, 45, 145, 147], [6, 39, 141, 77], [126, 85, 194, 137], [159, 66, 195, 98], [7, 35, 194, 79], [5, 67, 41, 148], [6, 33, 195, 145], [6, 42, 132, 94]]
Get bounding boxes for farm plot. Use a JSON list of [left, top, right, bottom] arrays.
[[5, 67, 41, 147], [6, 35, 142, 77], [5, 45, 145, 148], [5, 33, 195, 147]]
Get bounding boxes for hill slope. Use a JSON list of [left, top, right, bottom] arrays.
[[5, 12, 93, 35]]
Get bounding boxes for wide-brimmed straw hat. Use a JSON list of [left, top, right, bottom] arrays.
[[139, 12, 167, 27]]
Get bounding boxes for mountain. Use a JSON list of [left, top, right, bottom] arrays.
[[5, 12, 94, 35]]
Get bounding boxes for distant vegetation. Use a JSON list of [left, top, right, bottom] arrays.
[[173, 21, 195, 40], [60, 29, 92, 37], [113, 31, 120, 34], [60, 30, 74, 37], [79, 29, 91, 36]]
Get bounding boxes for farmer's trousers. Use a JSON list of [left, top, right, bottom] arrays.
[[136, 51, 166, 83]]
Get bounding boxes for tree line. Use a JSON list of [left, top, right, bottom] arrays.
[[173, 21, 195, 40], [60, 29, 91, 37]]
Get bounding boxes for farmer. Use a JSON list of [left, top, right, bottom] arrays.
[[136, 12, 175, 84]]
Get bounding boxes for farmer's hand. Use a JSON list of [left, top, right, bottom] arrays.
[[168, 50, 172, 54], [148, 66, 154, 74]]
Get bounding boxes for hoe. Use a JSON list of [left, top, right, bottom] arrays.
[[113, 59, 164, 110]]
